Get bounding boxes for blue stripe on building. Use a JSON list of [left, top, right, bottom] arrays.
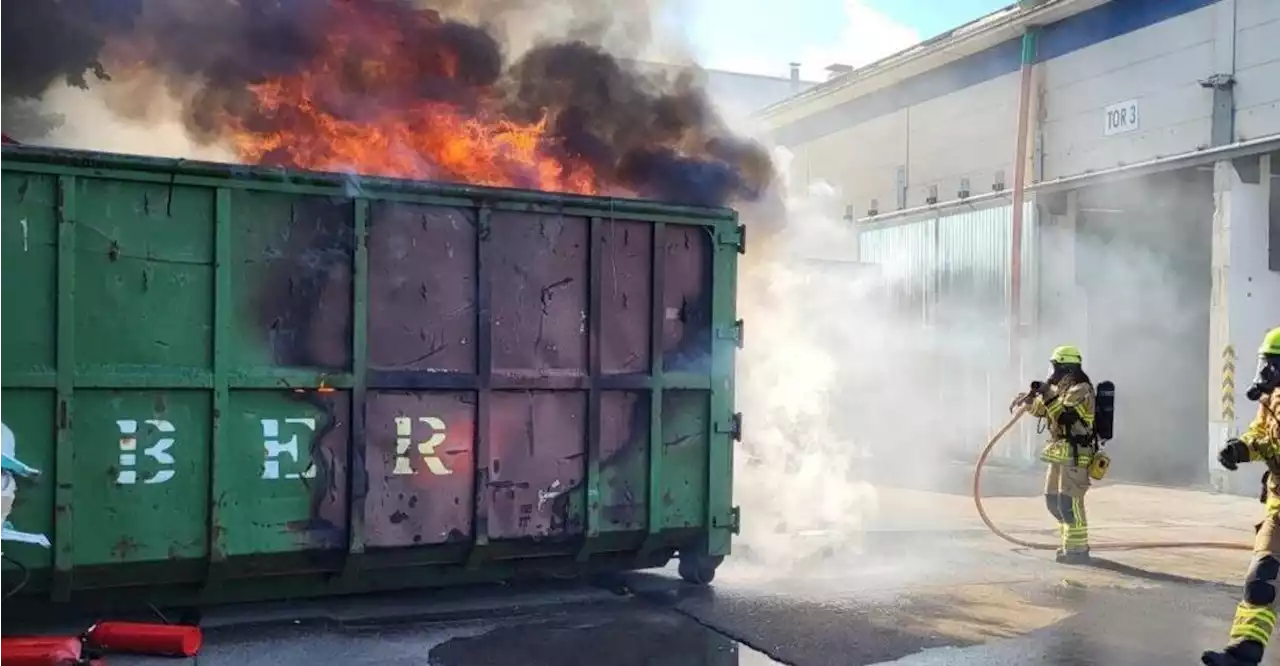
[[772, 0, 1219, 147]]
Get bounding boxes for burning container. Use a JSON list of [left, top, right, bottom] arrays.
[[0, 144, 743, 609]]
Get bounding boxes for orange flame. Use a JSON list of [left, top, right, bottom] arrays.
[[219, 2, 605, 194]]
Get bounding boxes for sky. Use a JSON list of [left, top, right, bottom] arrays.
[[676, 0, 1013, 81]]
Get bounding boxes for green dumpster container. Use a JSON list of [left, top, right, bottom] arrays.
[[0, 145, 742, 608]]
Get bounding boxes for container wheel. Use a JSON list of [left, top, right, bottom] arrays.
[[677, 552, 723, 585]]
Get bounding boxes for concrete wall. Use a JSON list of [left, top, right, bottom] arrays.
[[781, 72, 1020, 215], [801, 111, 908, 216], [627, 61, 819, 136], [701, 69, 819, 130], [764, 0, 1280, 216], [1234, 0, 1280, 140], [1039, 3, 1217, 179], [908, 73, 1020, 207], [1209, 154, 1279, 496], [1226, 156, 1279, 370]]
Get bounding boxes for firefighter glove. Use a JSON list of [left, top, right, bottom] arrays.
[[1218, 438, 1250, 471]]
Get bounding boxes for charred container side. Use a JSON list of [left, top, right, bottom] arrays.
[[0, 144, 743, 611]]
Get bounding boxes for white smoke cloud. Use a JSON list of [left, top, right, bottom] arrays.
[[730, 147, 882, 571], [726, 153, 1225, 579], [30, 82, 235, 162]]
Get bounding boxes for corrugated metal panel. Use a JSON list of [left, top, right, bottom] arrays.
[[858, 201, 1038, 464], [857, 218, 935, 321], [937, 205, 1013, 318], [858, 201, 1036, 323]]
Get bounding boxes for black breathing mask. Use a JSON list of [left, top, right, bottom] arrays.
[[1247, 357, 1280, 401]]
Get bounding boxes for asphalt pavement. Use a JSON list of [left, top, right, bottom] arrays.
[[97, 530, 1272, 666], [25, 471, 1280, 666]]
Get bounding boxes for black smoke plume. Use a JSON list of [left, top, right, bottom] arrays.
[[1, 0, 776, 208]]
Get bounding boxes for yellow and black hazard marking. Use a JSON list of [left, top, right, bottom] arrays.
[[1222, 344, 1236, 423]]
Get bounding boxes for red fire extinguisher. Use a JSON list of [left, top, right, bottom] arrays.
[[0, 635, 84, 665], [83, 622, 202, 657]]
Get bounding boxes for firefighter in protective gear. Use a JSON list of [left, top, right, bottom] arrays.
[[1013, 345, 1097, 565], [1203, 327, 1280, 666]]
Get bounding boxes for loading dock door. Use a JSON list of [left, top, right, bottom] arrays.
[[1074, 169, 1213, 487]]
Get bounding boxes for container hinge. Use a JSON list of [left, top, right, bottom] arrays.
[[715, 412, 742, 442], [714, 506, 741, 535], [716, 319, 744, 349], [718, 224, 746, 254]]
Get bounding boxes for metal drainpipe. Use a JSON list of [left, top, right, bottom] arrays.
[[1010, 26, 1039, 349]]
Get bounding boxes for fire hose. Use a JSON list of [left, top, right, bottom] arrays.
[[972, 406, 1252, 552]]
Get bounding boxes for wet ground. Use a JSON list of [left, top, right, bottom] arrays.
[[24, 466, 1276, 666], [164, 604, 770, 666], [99, 532, 1273, 666]]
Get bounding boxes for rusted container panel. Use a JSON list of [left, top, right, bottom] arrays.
[[363, 391, 476, 547], [662, 225, 713, 373], [488, 391, 586, 540], [0, 145, 742, 608], [490, 212, 590, 378], [598, 391, 650, 532], [367, 203, 477, 375], [599, 221, 653, 374]]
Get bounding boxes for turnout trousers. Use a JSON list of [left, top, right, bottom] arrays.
[[1222, 508, 1280, 662], [1043, 459, 1091, 554]]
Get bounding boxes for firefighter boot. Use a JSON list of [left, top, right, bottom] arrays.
[[1055, 549, 1091, 565], [1201, 640, 1263, 666]]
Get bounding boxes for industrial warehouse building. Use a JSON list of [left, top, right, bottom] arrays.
[[634, 62, 819, 127], [756, 0, 1280, 494]]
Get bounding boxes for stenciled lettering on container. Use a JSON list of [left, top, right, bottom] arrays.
[[393, 416, 452, 476], [261, 418, 318, 480], [116, 419, 176, 485]]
